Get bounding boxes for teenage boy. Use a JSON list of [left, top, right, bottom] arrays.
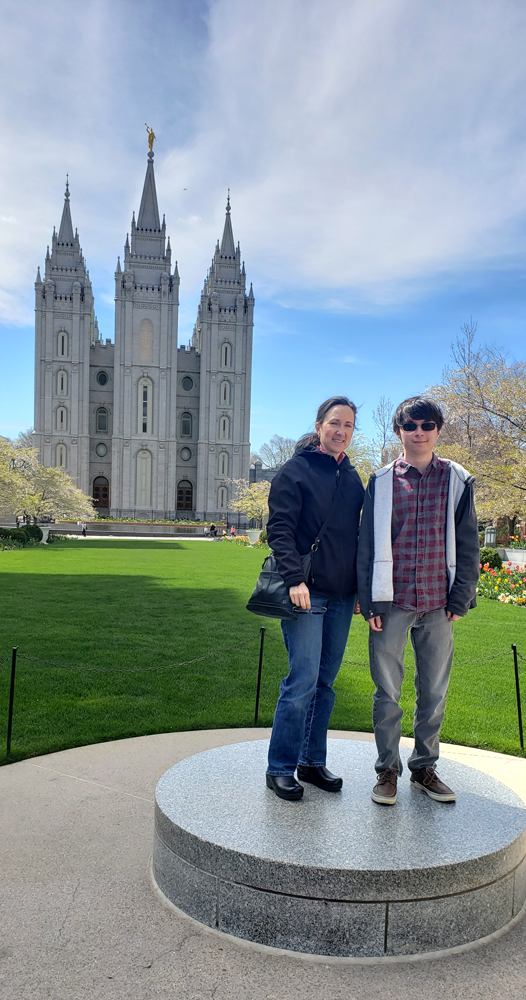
[[357, 396, 479, 805]]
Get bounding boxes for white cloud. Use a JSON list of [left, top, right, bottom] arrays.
[[1, 0, 526, 328]]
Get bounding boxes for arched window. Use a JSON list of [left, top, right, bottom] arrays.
[[96, 407, 108, 433], [219, 451, 229, 477], [177, 480, 193, 510], [219, 415, 230, 440], [218, 486, 228, 509], [58, 330, 68, 357], [56, 444, 66, 469], [57, 370, 67, 395], [136, 450, 152, 507], [181, 412, 192, 437], [56, 406, 67, 432], [221, 342, 232, 368], [93, 476, 110, 508], [137, 377, 152, 435], [220, 380, 231, 405], [139, 318, 153, 363]]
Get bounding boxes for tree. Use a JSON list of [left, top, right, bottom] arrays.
[[345, 433, 379, 483], [253, 435, 296, 469], [372, 396, 399, 466], [227, 479, 271, 528], [0, 439, 94, 522], [428, 322, 526, 532]]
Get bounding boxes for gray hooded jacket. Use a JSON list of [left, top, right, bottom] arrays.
[[357, 458, 480, 620]]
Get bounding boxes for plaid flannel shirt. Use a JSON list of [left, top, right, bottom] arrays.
[[391, 454, 451, 613]]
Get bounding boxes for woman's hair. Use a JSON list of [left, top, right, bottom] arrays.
[[392, 396, 444, 433], [296, 396, 357, 451]]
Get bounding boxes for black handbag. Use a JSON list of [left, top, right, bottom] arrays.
[[246, 483, 342, 620], [246, 551, 313, 621]]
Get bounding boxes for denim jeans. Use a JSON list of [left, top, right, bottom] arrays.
[[267, 593, 356, 775], [369, 605, 454, 775]]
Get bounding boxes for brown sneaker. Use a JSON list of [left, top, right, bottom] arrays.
[[371, 769, 398, 805], [410, 766, 456, 802]]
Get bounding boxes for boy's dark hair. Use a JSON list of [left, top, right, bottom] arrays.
[[392, 396, 444, 434]]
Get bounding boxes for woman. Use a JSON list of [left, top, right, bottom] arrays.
[[266, 396, 364, 800]]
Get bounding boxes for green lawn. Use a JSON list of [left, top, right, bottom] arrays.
[[0, 539, 525, 763]]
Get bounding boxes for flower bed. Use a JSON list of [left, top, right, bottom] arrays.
[[478, 561, 526, 606]]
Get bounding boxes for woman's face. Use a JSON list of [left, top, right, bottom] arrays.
[[316, 405, 355, 457]]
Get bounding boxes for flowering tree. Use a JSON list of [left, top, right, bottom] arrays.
[[227, 479, 271, 528], [428, 322, 526, 532], [0, 439, 94, 522]]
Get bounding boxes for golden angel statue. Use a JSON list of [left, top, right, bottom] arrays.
[[145, 124, 156, 151]]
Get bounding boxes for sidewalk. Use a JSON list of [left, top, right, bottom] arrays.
[[1, 729, 525, 1000]]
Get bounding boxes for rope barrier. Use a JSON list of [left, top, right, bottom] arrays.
[[0, 643, 522, 672], [14, 635, 261, 674]]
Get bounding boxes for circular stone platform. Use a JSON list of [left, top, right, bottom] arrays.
[[153, 739, 526, 958]]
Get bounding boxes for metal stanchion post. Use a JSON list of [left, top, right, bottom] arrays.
[[6, 646, 18, 757], [254, 627, 266, 725], [512, 644, 524, 750]]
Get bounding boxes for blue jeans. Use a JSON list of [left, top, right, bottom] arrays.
[[267, 593, 356, 775], [369, 605, 454, 775]]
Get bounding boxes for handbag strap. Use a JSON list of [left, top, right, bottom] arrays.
[[310, 468, 343, 553]]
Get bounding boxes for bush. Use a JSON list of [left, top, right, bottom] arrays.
[[259, 528, 268, 543], [0, 528, 30, 544], [480, 547, 502, 571], [25, 525, 43, 542]]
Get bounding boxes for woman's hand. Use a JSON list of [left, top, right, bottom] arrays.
[[354, 599, 361, 616], [289, 583, 311, 610], [368, 615, 383, 632]]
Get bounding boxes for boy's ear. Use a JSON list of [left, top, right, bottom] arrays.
[[394, 427, 401, 439]]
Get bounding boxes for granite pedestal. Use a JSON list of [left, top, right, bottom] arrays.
[[153, 739, 526, 958]]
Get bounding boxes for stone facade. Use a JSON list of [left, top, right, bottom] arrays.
[[33, 155, 254, 520]]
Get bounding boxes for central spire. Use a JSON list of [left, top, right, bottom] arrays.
[[58, 175, 74, 243], [137, 151, 160, 230], [220, 189, 235, 257]]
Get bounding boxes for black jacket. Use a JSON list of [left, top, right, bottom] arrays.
[[267, 446, 364, 600]]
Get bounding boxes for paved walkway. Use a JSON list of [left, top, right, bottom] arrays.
[[1, 729, 526, 1000]]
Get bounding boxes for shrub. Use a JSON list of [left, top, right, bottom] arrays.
[[480, 547, 502, 571], [25, 525, 43, 542], [259, 528, 268, 543]]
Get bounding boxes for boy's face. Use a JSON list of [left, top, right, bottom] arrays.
[[395, 416, 440, 453]]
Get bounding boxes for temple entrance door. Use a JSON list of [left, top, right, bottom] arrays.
[[93, 477, 110, 509]]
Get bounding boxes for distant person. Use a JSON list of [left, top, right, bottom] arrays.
[[209, 523, 217, 538], [230, 525, 236, 537], [357, 396, 480, 806], [265, 396, 364, 800], [82, 523, 87, 537]]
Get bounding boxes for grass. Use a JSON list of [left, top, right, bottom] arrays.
[[0, 539, 525, 764]]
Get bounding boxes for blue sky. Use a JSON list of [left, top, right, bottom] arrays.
[[1, 0, 525, 449]]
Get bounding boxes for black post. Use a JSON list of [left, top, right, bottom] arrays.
[[6, 646, 18, 757], [512, 644, 524, 751], [254, 627, 266, 725]]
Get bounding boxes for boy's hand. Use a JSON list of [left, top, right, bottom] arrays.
[[446, 611, 461, 622], [368, 615, 383, 632]]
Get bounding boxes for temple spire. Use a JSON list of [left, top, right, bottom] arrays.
[[220, 189, 235, 257], [137, 151, 160, 230], [58, 175, 74, 243]]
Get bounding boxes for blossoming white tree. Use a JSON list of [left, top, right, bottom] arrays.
[[0, 438, 94, 523]]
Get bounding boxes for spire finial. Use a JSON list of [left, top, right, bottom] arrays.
[[145, 124, 156, 154], [65, 174, 70, 200], [226, 188, 231, 213]]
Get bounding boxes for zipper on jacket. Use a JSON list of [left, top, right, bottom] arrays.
[[310, 468, 341, 588]]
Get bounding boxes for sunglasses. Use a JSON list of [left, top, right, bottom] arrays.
[[400, 421, 437, 432]]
